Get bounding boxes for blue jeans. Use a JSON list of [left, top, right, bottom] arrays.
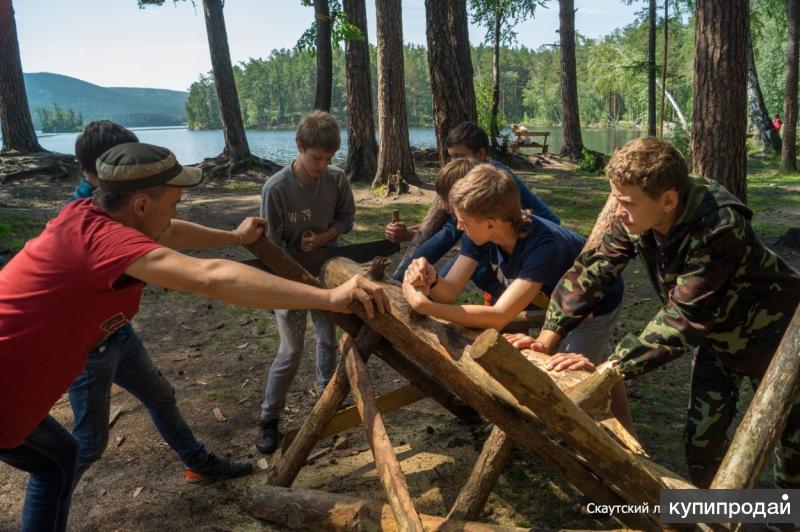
[[68, 325, 208, 479], [0, 416, 78, 532], [261, 309, 337, 422]]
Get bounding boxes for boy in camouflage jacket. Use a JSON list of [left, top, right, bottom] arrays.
[[512, 137, 800, 488]]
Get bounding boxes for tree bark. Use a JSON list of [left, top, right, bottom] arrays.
[[489, 7, 502, 151], [373, 0, 418, 191], [425, 0, 473, 165], [691, 0, 749, 203], [748, 31, 783, 154], [711, 305, 800, 489], [202, 0, 251, 163], [559, 0, 583, 158], [314, 0, 333, 112], [783, 0, 800, 171], [0, 0, 42, 153], [343, 334, 424, 532], [659, 0, 668, 137], [343, 0, 378, 183], [647, 0, 657, 137], [448, 0, 478, 124], [245, 485, 530, 532]]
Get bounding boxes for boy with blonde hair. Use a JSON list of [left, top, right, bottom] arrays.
[[257, 111, 355, 454]]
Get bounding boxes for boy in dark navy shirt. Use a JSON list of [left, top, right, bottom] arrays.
[[403, 163, 633, 430]]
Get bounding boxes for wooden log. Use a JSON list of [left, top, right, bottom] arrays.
[[246, 235, 478, 424], [343, 333, 424, 532], [268, 326, 382, 487], [711, 304, 800, 489], [469, 329, 663, 510], [565, 362, 623, 418], [584, 193, 618, 251], [245, 485, 532, 531], [320, 257, 661, 530], [282, 384, 427, 449], [447, 425, 513, 522]]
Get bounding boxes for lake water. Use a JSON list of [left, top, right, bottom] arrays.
[[36, 126, 643, 166]]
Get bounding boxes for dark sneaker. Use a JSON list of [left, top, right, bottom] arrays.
[[184, 453, 253, 483], [256, 419, 282, 455]]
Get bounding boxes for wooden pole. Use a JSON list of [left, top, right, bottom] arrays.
[[343, 333, 424, 532], [711, 304, 800, 489], [268, 326, 382, 486], [470, 329, 663, 510], [447, 425, 513, 522], [320, 257, 662, 529], [245, 485, 532, 531]]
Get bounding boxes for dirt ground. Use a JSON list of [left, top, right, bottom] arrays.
[[1, 166, 799, 532]]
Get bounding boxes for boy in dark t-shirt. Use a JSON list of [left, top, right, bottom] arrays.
[[402, 163, 633, 430]]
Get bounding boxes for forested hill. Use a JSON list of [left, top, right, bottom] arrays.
[[24, 72, 187, 129]]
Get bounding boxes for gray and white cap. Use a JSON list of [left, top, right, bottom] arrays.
[[96, 142, 203, 193]]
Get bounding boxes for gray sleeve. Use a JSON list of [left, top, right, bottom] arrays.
[[261, 182, 285, 245], [332, 171, 355, 236]]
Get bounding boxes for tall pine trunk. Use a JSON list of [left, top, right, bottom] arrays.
[[647, 0, 656, 136], [373, 0, 418, 191], [489, 7, 502, 151], [426, 0, 472, 164], [314, 0, 332, 112], [202, 0, 250, 163], [343, 0, 377, 183], [449, 0, 477, 124], [0, 0, 41, 153], [747, 32, 782, 154], [783, 0, 800, 172], [691, 0, 748, 202], [559, 0, 583, 158]]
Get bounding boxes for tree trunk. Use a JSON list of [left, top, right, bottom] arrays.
[[314, 0, 333, 112], [448, 0, 478, 123], [343, 0, 378, 183], [659, 0, 668, 137], [202, 0, 251, 163], [559, 0, 583, 158], [0, 0, 42, 153], [783, 0, 800, 172], [748, 31, 783, 154], [373, 0, 418, 191], [691, 0, 748, 203], [647, 0, 657, 137], [426, 0, 472, 165], [489, 7, 502, 151]]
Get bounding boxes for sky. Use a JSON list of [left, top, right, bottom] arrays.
[[14, 0, 642, 92]]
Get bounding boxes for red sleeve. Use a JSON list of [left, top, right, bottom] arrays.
[[84, 219, 162, 290]]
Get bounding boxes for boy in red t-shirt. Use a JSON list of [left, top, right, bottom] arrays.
[[0, 142, 388, 532]]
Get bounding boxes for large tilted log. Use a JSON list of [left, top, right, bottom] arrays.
[[343, 333, 424, 532], [447, 425, 512, 522], [244, 485, 532, 531], [584, 193, 618, 251], [320, 257, 662, 530], [246, 236, 477, 424], [712, 304, 800, 489], [470, 329, 664, 509]]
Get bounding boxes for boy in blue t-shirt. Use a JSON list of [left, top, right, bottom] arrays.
[[386, 121, 559, 283], [403, 163, 633, 430]]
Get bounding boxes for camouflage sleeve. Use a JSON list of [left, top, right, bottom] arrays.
[[610, 207, 748, 378], [543, 217, 635, 336]]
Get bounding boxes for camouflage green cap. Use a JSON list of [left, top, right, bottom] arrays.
[[96, 142, 203, 193]]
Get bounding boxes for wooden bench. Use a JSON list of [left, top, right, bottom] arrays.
[[510, 130, 549, 155]]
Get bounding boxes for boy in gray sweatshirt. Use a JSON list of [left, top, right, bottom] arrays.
[[256, 111, 355, 454]]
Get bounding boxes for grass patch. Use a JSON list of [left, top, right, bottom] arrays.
[[0, 211, 49, 251]]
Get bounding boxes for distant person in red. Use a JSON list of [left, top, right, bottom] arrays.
[[773, 114, 783, 134]]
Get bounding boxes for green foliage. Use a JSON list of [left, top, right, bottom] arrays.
[[666, 122, 691, 157], [469, 0, 546, 46], [34, 104, 83, 133], [296, 0, 364, 57], [576, 147, 602, 172]]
